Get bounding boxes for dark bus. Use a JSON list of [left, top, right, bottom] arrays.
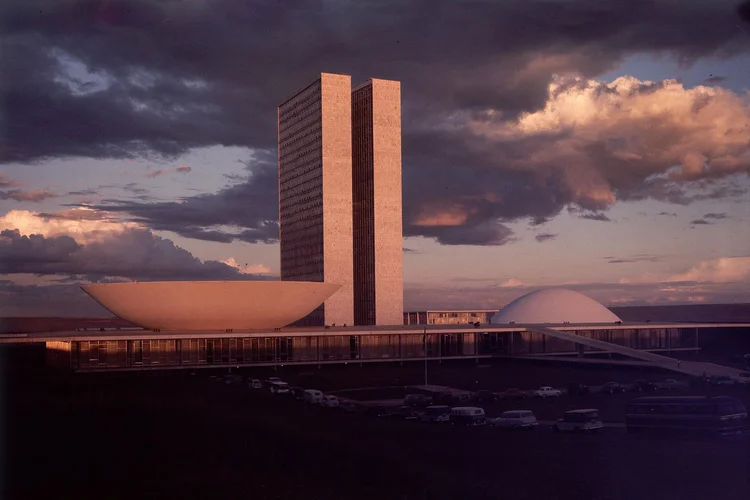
[[626, 396, 749, 437]]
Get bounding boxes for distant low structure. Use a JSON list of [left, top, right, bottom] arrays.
[[403, 310, 497, 325]]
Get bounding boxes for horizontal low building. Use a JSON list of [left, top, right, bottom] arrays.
[[4, 286, 745, 375], [403, 310, 497, 325], [29, 321, 733, 372]]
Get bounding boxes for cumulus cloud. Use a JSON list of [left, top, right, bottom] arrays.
[[220, 257, 271, 275], [667, 256, 750, 283], [496, 278, 525, 288], [0, 209, 272, 282], [0, 208, 141, 244], [535, 233, 557, 243]]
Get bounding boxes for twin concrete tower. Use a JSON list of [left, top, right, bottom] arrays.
[[278, 73, 404, 326]]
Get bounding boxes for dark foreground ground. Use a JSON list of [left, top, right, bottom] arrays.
[[4, 345, 750, 500]]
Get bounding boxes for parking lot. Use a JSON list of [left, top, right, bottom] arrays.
[[7, 345, 750, 500]]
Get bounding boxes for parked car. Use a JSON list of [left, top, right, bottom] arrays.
[[472, 390, 498, 403], [631, 380, 659, 392], [709, 375, 736, 386], [601, 382, 625, 394], [338, 401, 358, 413], [365, 405, 392, 418], [269, 381, 290, 395], [567, 383, 590, 396], [320, 395, 340, 408], [303, 389, 324, 404], [657, 379, 683, 390], [553, 409, 604, 433], [431, 391, 454, 405], [249, 378, 263, 390], [432, 391, 471, 405], [404, 393, 432, 408], [499, 388, 528, 401], [419, 405, 451, 423], [289, 386, 307, 399], [737, 373, 750, 385], [491, 410, 538, 429], [449, 407, 486, 426], [391, 405, 420, 420], [534, 386, 562, 398], [265, 376, 283, 385]]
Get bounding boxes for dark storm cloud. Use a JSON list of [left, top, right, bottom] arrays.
[[0, 227, 271, 280], [415, 221, 515, 247], [3, 0, 746, 163], [535, 233, 557, 243], [740, 1, 750, 23], [83, 153, 279, 243], [3, 0, 750, 245]]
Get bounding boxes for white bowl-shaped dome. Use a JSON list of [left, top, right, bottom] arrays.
[[81, 280, 341, 331], [492, 288, 621, 324]]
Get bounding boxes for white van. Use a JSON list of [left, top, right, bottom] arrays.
[[491, 410, 538, 429], [553, 409, 603, 433], [449, 407, 486, 426], [304, 389, 323, 404]]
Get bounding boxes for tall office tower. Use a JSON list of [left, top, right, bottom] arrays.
[[278, 73, 354, 326], [351, 79, 404, 326]]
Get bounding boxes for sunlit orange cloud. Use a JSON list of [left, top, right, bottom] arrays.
[[464, 74, 750, 205], [411, 204, 470, 226], [220, 257, 270, 275], [0, 208, 142, 245], [666, 257, 750, 283]]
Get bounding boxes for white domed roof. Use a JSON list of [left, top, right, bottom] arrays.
[[492, 288, 621, 324]]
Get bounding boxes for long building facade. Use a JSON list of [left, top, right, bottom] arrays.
[[42, 325, 704, 372], [278, 73, 403, 327], [352, 79, 404, 326], [278, 73, 354, 326]]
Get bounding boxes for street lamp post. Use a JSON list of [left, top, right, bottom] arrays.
[[423, 326, 428, 387]]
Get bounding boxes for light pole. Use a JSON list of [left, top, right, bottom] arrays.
[[423, 325, 428, 387]]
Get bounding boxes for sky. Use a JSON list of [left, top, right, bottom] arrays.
[[2, 0, 750, 316]]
